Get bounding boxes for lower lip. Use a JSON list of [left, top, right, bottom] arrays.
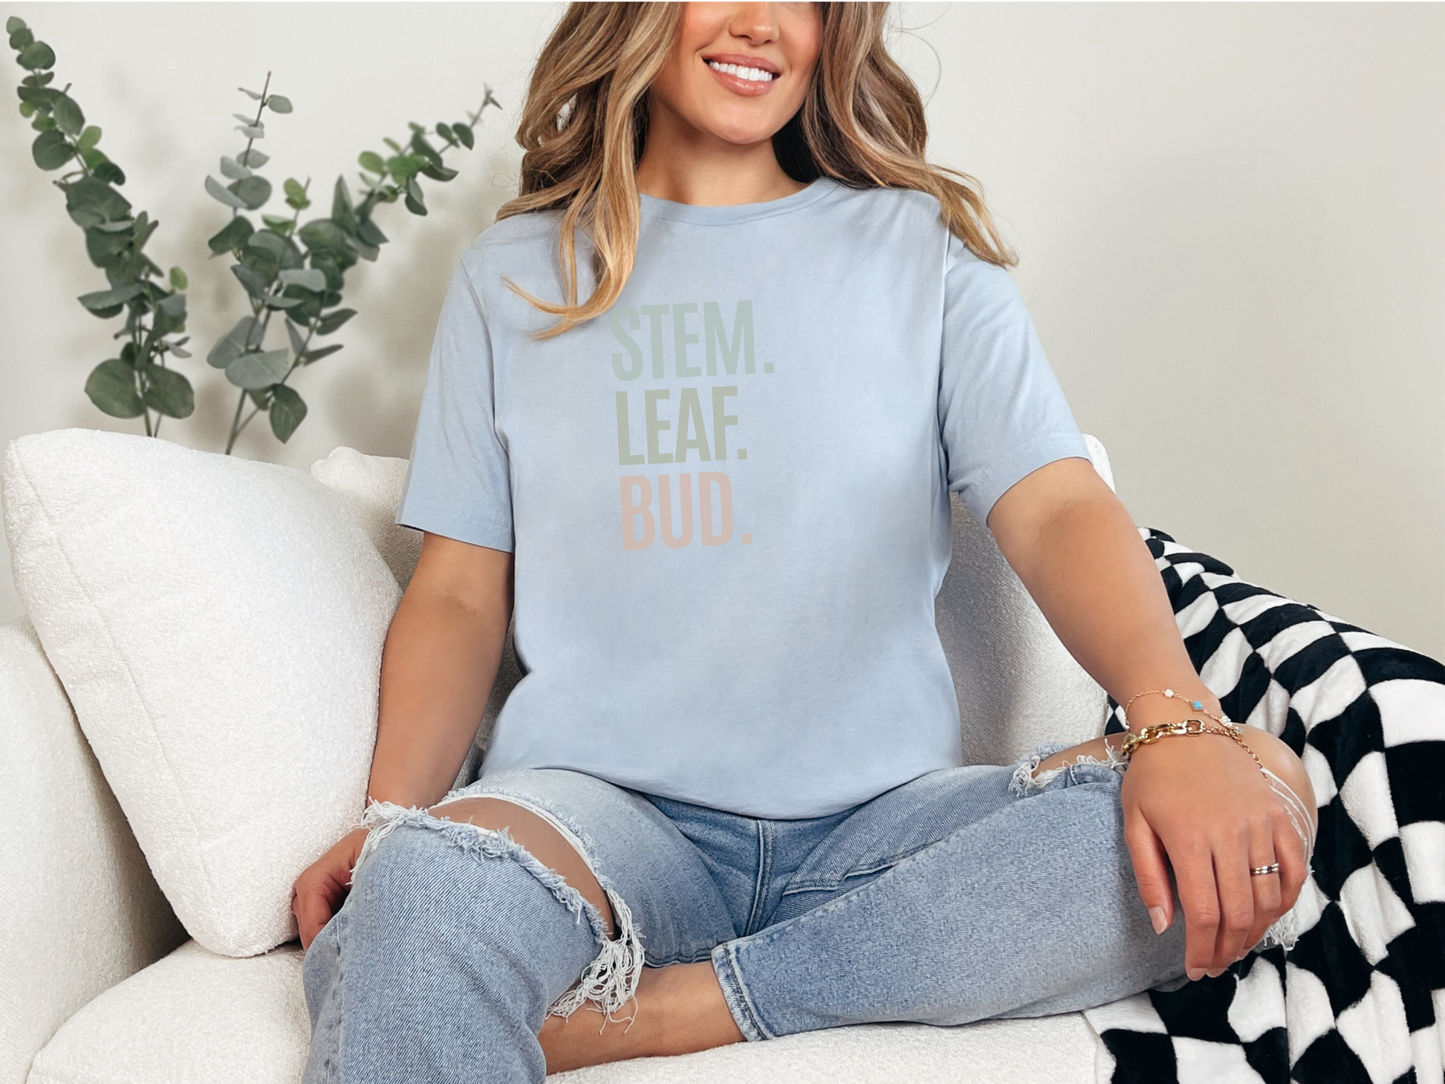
[[705, 61, 778, 97]]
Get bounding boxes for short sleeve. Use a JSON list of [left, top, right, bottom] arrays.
[[938, 232, 1090, 525], [395, 254, 514, 552]]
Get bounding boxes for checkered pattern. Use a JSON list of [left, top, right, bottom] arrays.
[[1082, 529, 1445, 1084]]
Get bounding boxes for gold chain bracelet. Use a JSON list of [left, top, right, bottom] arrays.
[[1118, 716, 1269, 779]]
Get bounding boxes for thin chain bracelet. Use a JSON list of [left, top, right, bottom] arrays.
[[1118, 716, 1270, 780], [1124, 687, 1235, 730]]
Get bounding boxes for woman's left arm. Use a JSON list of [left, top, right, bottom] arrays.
[[986, 455, 1310, 981]]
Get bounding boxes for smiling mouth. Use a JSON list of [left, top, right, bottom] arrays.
[[704, 59, 778, 83]]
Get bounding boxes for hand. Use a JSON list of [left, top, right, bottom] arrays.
[[292, 826, 370, 951], [1119, 727, 1311, 979]]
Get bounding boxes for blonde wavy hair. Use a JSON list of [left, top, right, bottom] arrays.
[[498, 1, 1014, 340]]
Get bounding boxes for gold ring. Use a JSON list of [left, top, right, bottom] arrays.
[[1250, 863, 1280, 877]]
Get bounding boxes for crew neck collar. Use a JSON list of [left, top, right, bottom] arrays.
[[639, 176, 839, 226]]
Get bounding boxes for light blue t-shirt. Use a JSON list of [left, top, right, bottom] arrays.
[[396, 176, 1089, 818]]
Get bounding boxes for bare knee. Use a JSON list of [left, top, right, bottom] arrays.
[[427, 797, 617, 938]]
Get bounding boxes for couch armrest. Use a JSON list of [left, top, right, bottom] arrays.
[[0, 616, 185, 1084]]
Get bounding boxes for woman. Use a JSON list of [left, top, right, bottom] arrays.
[[293, 3, 1317, 1081]]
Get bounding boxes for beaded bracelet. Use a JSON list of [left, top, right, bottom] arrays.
[[1124, 687, 1235, 730]]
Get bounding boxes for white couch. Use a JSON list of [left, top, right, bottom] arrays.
[[1, 430, 1125, 1084]]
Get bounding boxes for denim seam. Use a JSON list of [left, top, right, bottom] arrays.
[[712, 941, 772, 1041], [355, 801, 646, 1030], [744, 819, 773, 936], [780, 844, 936, 896], [331, 907, 349, 1079]]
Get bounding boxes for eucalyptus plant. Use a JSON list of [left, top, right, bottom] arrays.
[[8, 15, 501, 453], [205, 72, 500, 452], [8, 15, 194, 437]]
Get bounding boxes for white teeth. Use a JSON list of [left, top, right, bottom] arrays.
[[707, 60, 775, 83]]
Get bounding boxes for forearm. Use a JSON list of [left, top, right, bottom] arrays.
[[990, 459, 1219, 731], [366, 586, 509, 807]]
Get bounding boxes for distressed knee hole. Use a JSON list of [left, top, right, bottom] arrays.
[[356, 801, 648, 1031], [1009, 739, 1127, 797]]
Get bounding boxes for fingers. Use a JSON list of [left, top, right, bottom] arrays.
[[293, 866, 349, 950], [1169, 836, 1221, 980], [1125, 812, 1176, 935], [1275, 812, 1310, 915], [294, 883, 330, 951], [1238, 823, 1283, 958]]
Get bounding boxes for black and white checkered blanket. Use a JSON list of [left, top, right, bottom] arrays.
[[1081, 529, 1445, 1083]]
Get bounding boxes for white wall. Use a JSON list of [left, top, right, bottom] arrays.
[[3, 3, 1442, 658]]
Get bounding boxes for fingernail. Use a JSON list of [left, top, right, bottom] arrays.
[[1149, 907, 1168, 934], [1187, 967, 1205, 982]]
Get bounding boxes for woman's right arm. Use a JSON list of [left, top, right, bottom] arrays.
[[292, 530, 515, 948]]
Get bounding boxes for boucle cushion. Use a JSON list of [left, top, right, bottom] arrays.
[[1, 428, 401, 957], [310, 446, 423, 590]]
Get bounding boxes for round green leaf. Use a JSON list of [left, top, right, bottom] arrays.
[[51, 92, 82, 136], [238, 148, 269, 168], [10, 26, 34, 49], [31, 128, 73, 170], [265, 94, 292, 114], [225, 347, 291, 389], [231, 175, 272, 210], [268, 384, 307, 442], [205, 174, 248, 208], [238, 86, 263, 101], [169, 265, 188, 290], [283, 177, 308, 207], [157, 292, 187, 319], [18, 101, 35, 118], [247, 229, 286, 258], [207, 316, 261, 368], [207, 215, 254, 255], [436, 122, 455, 143], [85, 359, 144, 418], [358, 150, 385, 174], [278, 267, 326, 291], [17, 40, 55, 71], [77, 282, 145, 314], [6, 16, 28, 34], [143, 366, 194, 419], [454, 124, 475, 150], [230, 262, 272, 300], [92, 161, 125, 185], [78, 124, 101, 150], [219, 155, 252, 181], [297, 219, 355, 257]]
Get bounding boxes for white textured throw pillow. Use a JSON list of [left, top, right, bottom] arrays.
[[310, 446, 422, 590], [1, 428, 401, 957]]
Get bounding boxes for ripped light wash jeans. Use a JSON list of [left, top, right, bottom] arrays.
[[301, 742, 1191, 1083]]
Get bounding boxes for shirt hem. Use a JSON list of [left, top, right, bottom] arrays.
[[395, 495, 514, 553]]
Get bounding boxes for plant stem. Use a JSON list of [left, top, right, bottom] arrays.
[[231, 70, 272, 223], [225, 387, 247, 455]]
